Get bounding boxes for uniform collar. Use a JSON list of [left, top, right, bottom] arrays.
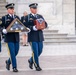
[[31, 13, 37, 17], [9, 14, 14, 17]]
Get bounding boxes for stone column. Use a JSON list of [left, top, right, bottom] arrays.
[[75, 0, 76, 32], [62, 0, 75, 34]]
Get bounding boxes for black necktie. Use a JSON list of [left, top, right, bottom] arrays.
[[11, 15, 14, 20]]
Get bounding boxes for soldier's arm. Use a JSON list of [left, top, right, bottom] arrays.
[[24, 16, 28, 27], [1, 16, 5, 28], [0, 17, 5, 40], [0, 16, 6, 33], [24, 15, 34, 31]]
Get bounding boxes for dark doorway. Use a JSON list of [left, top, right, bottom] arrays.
[[75, 0, 76, 34]]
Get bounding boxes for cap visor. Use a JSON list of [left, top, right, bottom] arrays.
[[7, 7, 14, 9], [31, 7, 37, 9]]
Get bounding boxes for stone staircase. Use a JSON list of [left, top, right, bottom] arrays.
[[43, 29, 76, 44], [20, 29, 76, 44], [0, 0, 7, 18]]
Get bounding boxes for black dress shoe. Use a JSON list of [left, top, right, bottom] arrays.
[[28, 60, 33, 69], [5, 60, 10, 70], [35, 65, 42, 71], [13, 68, 18, 72], [23, 44, 28, 46]]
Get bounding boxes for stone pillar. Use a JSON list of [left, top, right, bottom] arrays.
[[62, 0, 75, 34], [75, 0, 76, 30]]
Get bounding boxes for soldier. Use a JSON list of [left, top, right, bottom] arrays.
[[24, 3, 48, 71], [1, 3, 20, 72], [0, 18, 2, 52]]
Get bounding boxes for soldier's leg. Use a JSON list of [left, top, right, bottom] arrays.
[[31, 42, 42, 71], [38, 42, 43, 56], [29, 42, 34, 64], [33, 42, 43, 71], [14, 42, 19, 56], [7, 43, 17, 69], [29, 57, 33, 64], [7, 58, 11, 64], [31, 42, 39, 66]]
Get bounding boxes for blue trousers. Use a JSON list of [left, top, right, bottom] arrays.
[[29, 42, 43, 66], [6, 42, 19, 69]]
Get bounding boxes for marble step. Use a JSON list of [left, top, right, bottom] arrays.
[[0, 0, 6, 2], [43, 29, 58, 32], [20, 36, 76, 40], [43, 29, 58, 33], [0, 13, 7, 18], [44, 40, 76, 44], [0, 6, 6, 8], [20, 32, 67, 37], [43, 33, 67, 36], [0, 3, 7, 6], [44, 36, 76, 39], [0, 11, 7, 13], [0, 2, 7, 18], [45, 38, 76, 41]]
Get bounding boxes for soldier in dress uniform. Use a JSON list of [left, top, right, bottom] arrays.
[[24, 3, 48, 71], [1, 3, 20, 72], [0, 18, 2, 52]]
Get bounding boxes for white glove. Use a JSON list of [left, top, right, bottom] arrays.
[[2, 29, 7, 34], [22, 28, 30, 34], [27, 28, 31, 33], [33, 26, 37, 31]]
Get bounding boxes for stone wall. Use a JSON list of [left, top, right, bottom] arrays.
[[6, 0, 75, 34], [62, 0, 75, 34]]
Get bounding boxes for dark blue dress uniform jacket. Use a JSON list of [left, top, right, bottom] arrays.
[[0, 18, 2, 41], [24, 13, 47, 42], [1, 14, 20, 43], [21, 16, 26, 23]]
